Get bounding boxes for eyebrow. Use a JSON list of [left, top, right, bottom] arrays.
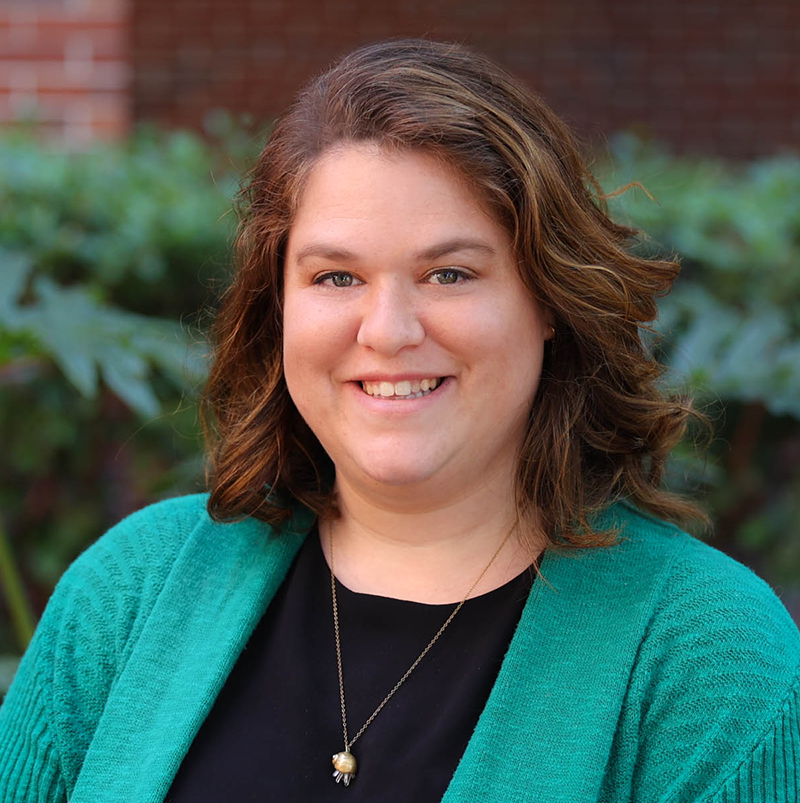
[[293, 237, 497, 265]]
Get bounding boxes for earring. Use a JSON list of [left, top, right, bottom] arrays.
[[546, 325, 555, 340]]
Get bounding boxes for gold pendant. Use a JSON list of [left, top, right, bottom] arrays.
[[332, 751, 357, 786]]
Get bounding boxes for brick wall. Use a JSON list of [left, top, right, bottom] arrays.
[[131, 0, 800, 159], [0, 0, 129, 146], [2, 0, 797, 156]]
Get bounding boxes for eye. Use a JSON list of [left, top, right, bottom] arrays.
[[426, 268, 472, 285], [314, 272, 361, 288]]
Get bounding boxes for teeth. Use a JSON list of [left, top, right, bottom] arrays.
[[361, 378, 441, 398]]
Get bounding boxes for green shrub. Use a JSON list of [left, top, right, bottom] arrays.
[[0, 120, 250, 661], [598, 135, 800, 596], [1, 126, 798, 675]]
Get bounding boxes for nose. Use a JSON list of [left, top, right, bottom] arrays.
[[356, 279, 425, 356]]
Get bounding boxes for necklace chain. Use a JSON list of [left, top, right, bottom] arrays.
[[329, 523, 515, 753]]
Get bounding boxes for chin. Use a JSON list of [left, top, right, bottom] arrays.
[[325, 433, 446, 488], [342, 448, 446, 489]]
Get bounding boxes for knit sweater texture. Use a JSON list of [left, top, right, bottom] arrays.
[[0, 494, 798, 802]]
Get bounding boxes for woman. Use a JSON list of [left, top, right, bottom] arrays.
[[1, 39, 798, 803]]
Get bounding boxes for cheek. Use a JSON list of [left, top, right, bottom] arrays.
[[282, 294, 353, 394], [436, 295, 544, 364], [459, 296, 546, 403]]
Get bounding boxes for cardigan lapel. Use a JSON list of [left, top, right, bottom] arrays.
[[70, 502, 666, 803], [70, 508, 313, 803], [442, 509, 668, 803]]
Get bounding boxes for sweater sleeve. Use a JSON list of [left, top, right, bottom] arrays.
[[710, 674, 800, 802], [619, 535, 800, 803], [0, 588, 69, 802], [0, 494, 207, 802]]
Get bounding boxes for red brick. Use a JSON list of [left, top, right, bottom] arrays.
[[8, 0, 797, 156]]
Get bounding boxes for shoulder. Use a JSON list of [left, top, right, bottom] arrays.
[[1, 493, 308, 793], [31, 494, 212, 643], [50, 492, 317, 661], [586, 501, 799, 665], [65, 492, 211, 582], [0, 494, 212, 791], [612, 502, 800, 671], [37, 493, 211, 646], [606, 504, 800, 801], [54, 492, 312, 635], [45, 493, 221, 689]]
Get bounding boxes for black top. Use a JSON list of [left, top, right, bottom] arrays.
[[167, 529, 536, 803]]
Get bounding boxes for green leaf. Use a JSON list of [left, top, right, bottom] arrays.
[[0, 250, 33, 329], [98, 345, 160, 418], [28, 278, 99, 398]]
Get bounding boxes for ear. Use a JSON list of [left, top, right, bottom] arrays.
[[543, 310, 556, 341]]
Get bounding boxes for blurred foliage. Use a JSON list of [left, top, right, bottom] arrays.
[[1, 123, 799, 690], [598, 134, 800, 597], [0, 113, 257, 666]]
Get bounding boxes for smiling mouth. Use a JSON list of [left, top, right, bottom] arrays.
[[360, 377, 444, 399]]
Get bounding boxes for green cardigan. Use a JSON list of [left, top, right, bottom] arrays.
[[1, 494, 799, 802]]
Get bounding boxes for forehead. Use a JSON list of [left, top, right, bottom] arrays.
[[286, 143, 511, 257]]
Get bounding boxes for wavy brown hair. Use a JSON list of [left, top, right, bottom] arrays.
[[202, 38, 707, 547]]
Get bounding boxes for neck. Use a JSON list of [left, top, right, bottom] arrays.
[[321, 471, 543, 604]]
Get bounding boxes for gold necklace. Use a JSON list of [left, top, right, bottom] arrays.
[[328, 523, 514, 787]]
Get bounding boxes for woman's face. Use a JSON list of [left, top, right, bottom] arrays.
[[283, 143, 551, 501]]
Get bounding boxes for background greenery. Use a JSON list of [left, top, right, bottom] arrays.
[[1, 122, 799, 691]]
